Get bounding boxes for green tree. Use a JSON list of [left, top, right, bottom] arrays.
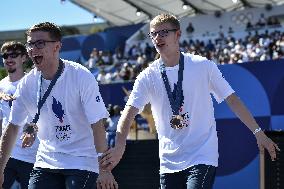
[[61, 26, 81, 36], [0, 67, 7, 80]]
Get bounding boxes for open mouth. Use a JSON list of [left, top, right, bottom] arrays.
[[32, 55, 43, 65]]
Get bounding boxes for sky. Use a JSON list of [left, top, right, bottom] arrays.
[[0, 0, 101, 32]]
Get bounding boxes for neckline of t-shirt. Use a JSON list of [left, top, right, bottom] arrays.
[[159, 59, 180, 71], [41, 60, 66, 83]]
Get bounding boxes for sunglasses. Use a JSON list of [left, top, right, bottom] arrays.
[[148, 29, 178, 39], [25, 39, 57, 50], [1, 52, 22, 60]]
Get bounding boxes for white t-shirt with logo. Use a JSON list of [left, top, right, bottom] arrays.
[[0, 77, 38, 164], [9, 60, 109, 173], [127, 53, 234, 174]]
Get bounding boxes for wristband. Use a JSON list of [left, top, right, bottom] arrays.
[[253, 127, 262, 135], [97, 153, 103, 158]]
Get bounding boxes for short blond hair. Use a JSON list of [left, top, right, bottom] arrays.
[[150, 13, 180, 29]]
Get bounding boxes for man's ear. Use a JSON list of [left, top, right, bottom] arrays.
[[21, 54, 28, 63], [54, 42, 62, 52], [177, 29, 181, 38]]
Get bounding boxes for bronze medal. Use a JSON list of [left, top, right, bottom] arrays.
[[24, 122, 38, 135], [170, 115, 184, 129], [160, 53, 185, 129]]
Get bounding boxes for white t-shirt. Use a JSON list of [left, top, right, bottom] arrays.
[[9, 60, 109, 173], [0, 77, 38, 164], [127, 52, 234, 174]]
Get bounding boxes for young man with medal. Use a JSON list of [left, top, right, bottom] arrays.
[[99, 14, 280, 189], [0, 22, 118, 189], [0, 41, 39, 189]]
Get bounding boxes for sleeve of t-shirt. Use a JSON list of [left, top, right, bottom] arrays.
[[8, 85, 29, 127], [208, 61, 235, 103], [0, 105, 3, 120], [80, 70, 109, 125], [126, 71, 150, 112]]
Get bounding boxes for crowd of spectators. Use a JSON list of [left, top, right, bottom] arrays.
[[84, 18, 283, 84]]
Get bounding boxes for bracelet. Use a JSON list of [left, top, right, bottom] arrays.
[[97, 153, 103, 158], [253, 127, 262, 135]]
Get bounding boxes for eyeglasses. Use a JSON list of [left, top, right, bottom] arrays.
[[1, 52, 22, 60], [25, 40, 57, 50], [148, 29, 178, 39]]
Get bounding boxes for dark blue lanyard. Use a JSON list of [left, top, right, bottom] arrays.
[[32, 60, 64, 124], [159, 53, 184, 115]]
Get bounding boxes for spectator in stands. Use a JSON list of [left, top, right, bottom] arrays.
[[144, 42, 153, 61], [186, 22, 194, 34], [113, 46, 124, 64], [0, 41, 39, 189], [218, 25, 225, 39], [267, 16, 281, 26], [96, 50, 105, 66], [97, 69, 108, 84], [0, 22, 117, 189], [100, 13, 280, 189], [256, 13, 266, 28], [102, 51, 113, 65], [246, 21, 253, 30], [119, 62, 133, 81], [87, 48, 99, 70], [228, 26, 234, 34], [106, 105, 121, 148]]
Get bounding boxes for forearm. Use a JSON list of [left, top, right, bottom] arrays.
[[0, 123, 19, 172], [116, 105, 139, 147], [226, 93, 260, 132], [92, 119, 108, 153], [0, 120, 2, 137]]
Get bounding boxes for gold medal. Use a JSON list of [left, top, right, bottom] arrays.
[[170, 115, 184, 129]]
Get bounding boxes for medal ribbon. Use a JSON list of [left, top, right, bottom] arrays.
[[32, 59, 64, 124], [159, 52, 184, 115]]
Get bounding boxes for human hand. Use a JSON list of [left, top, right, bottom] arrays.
[[255, 131, 280, 161], [99, 145, 125, 171], [96, 170, 118, 189], [0, 92, 15, 101]]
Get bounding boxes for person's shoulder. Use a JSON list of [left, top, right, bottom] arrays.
[[183, 52, 209, 64], [23, 67, 38, 80], [0, 76, 9, 85], [183, 52, 217, 68], [63, 59, 90, 73], [142, 58, 160, 73], [63, 59, 96, 82]]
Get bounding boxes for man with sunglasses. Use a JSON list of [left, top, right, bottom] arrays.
[[0, 22, 117, 189], [0, 41, 39, 189], [100, 13, 280, 189]]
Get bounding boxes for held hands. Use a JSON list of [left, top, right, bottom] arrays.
[[255, 131, 280, 161], [99, 145, 125, 171], [96, 170, 118, 189]]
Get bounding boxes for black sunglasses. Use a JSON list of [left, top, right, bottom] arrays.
[[1, 52, 22, 60]]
